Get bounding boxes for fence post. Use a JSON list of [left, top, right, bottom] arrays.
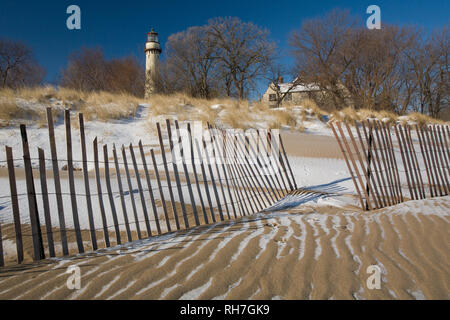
[[93, 137, 110, 248], [79, 113, 97, 250], [20, 124, 45, 260], [38, 148, 56, 257], [46, 108, 69, 256]]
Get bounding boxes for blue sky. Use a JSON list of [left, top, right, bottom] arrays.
[[0, 0, 448, 95]]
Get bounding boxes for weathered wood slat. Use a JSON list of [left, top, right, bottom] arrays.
[[265, 131, 286, 197], [194, 138, 215, 223], [431, 125, 449, 193], [336, 122, 372, 210], [93, 137, 110, 247], [406, 126, 425, 199], [355, 123, 383, 208], [187, 123, 209, 223], [150, 148, 171, 231], [5, 146, 24, 263], [138, 141, 160, 235], [345, 123, 379, 209], [64, 110, 84, 253], [157, 122, 180, 230], [207, 124, 231, 219], [202, 136, 224, 221], [0, 221, 3, 267], [394, 124, 414, 200], [384, 123, 404, 203], [166, 120, 189, 228], [103, 144, 121, 244], [330, 122, 365, 210], [436, 126, 449, 179], [128, 143, 150, 237], [279, 133, 297, 190], [79, 113, 97, 250], [176, 121, 201, 225], [38, 148, 55, 257], [373, 121, 396, 204], [379, 122, 400, 203], [423, 126, 444, 196], [221, 130, 248, 216], [267, 130, 289, 194], [46, 108, 69, 255], [112, 144, 132, 242], [121, 145, 141, 239], [416, 125, 434, 197], [20, 124, 45, 260]]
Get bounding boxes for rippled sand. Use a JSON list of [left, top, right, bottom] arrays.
[[0, 196, 448, 300]]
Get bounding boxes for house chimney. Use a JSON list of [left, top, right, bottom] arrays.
[[278, 76, 284, 83]]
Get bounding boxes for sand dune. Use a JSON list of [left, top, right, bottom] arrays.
[[0, 195, 448, 300]]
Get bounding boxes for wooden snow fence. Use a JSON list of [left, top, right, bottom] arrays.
[[330, 120, 449, 211], [0, 108, 297, 267]]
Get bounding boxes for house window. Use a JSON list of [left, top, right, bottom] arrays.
[[284, 93, 292, 101], [269, 94, 277, 101]]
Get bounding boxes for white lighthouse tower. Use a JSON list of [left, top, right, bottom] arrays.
[[145, 28, 162, 98]]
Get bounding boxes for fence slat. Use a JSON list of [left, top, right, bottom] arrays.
[[394, 125, 414, 200], [345, 123, 379, 209], [221, 130, 248, 216], [436, 125, 449, 178], [79, 113, 97, 250], [194, 138, 215, 223], [373, 121, 396, 204], [355, 123, 383, 209], [256, 131, 283, 201], [379, 122, 400, 204], [188, 123, 209, 223], [138, 141, 160, 235], [416, 125, 434, 197], [245, 132, 276, 206], [38, 148, 55, 257], [112, 144, 132, 242], [46, 108, 69, 256], [166, 120, 189, 228], [231, 135, 257, 214], [220, 129, 245, 217], [65, 110, 84, 253], [150, 148, 171, 232], [423, 126, 444, 196], [267, 130, 289, 195], [121, 145, 141, 240], [265, 131, 286, 198], [93, 137, 110, 247], [129, 143, 151, 236], [385, 124, 404, 203], [207, 124, 231, 219], [279, 133, 297, 191], [330, 122, 365, 210], [157, 122, 180, 230], [176, 121, 200, 225], [103, 144, 121, 245], [431, 125, 449, 193], [337, 122, 372, 210], [202, 136, 224, 221], [406, 126, 425, 199]]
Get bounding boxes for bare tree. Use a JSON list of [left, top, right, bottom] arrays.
[[208, 17, 276, 99], [0, 38, 45, 88], [164, 25, 220, 98]]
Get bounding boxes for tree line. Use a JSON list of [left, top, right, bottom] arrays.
[[1, 10, 448, 117]]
